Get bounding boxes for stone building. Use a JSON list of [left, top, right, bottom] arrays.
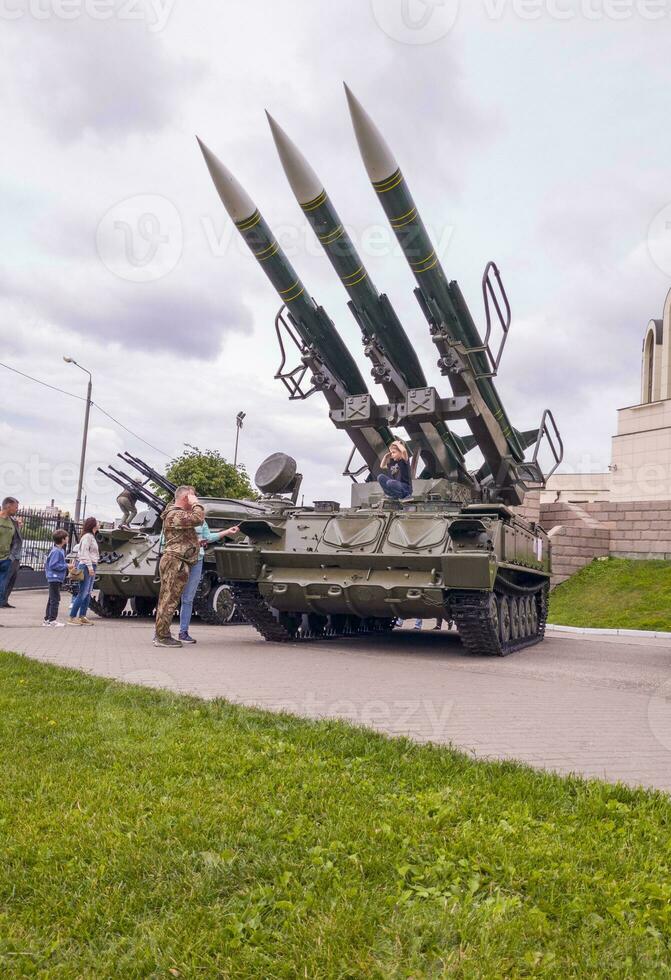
[[528, 288, 671, 584]]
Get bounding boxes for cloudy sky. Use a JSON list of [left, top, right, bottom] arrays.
[[1, 0, 670, 517]]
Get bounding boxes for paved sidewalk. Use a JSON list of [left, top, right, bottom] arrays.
[[2, 592, 671, 792]]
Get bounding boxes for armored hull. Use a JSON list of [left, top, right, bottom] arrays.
[[68, 517, 237, 624], [216, 484, 550, 656]]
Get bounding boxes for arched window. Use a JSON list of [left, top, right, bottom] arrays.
[[642, 328, 655, 403]]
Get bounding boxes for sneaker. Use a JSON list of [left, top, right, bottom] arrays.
[[178, 632, 197, 644], [2, 602, 15, 609], [52, 621, 65, 628], [79, 617, 95, 626], [42, 620, 51, 627], [413, 624, 422, 630], [153, 636, 183, 648], [432, 625, 442, 631], [67, 618, 82, 626]]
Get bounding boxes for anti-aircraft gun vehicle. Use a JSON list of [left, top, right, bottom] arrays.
[[83, 452, 263, 623], [197, 87, 563, 655]]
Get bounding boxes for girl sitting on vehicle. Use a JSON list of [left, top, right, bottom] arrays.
[[378, 440, 412, 500]]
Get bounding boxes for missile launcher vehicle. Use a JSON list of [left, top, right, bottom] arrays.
[[198, 87, 563, 655], [84, 453, 263, 623]]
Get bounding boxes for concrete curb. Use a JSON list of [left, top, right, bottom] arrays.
[[547, 623, 671, 639]]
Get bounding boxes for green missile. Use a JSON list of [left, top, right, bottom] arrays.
[[197, 137, 391, 471], [266, 112, 469, 482], [344, 86, 526, 470]]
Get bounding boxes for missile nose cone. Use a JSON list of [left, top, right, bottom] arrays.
[[343, 83, 399, 183], [266, 112, 324, 206], [196, 136, 256, 223]]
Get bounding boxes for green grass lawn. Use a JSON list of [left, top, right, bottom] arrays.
[[1, 652, 671, 978], [549, 557, 671, 631]]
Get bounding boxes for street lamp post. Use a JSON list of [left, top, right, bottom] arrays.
[[64, 357, 92, 524], [233, 411, 246, 467]]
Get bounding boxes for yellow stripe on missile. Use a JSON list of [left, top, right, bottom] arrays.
[[341, 265, 364, 284], [319, 225, 344, 244], [282, 285, 305, 302], [375, 171, 404, 194], [301, 190, 327, 211], [373, 169, 403, 192], [416, 257, 439, 273], [344, 270, 368, 287], [279, 279, 300, 295], [391, 208, 417, 229], [257, 242, 279, 261], [410, 249, 436, 269], [254, 240, 278, 259], [391, 205, 416, 222], [236, 210, 261, 231]]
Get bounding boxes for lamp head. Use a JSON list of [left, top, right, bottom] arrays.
[[63, 356, 74, 364]]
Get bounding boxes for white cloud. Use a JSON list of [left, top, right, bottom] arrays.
[[1, 0, 670, 516]]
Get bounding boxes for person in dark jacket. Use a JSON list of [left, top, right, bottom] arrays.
[[378, 440, 412, 499], [43, 529, 69, 627]]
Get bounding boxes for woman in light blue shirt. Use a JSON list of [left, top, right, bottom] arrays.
[[178, 521, 237, 643]]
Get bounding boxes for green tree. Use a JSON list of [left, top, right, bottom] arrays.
[[157, 445, 257, 501]]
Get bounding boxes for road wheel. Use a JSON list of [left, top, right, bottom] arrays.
[[510, 597, 521, 640], [194, 577, 237, 625], [487, 594, 499, 636], [498, 596, 511, 644]]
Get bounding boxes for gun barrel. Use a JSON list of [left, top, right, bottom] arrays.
[[198, 137, 392, 474], [108, 466, 166, 510], [267, 113, 471, 483], [345, 86, 527, 498], [118, 452, 176, 494], [98, 468, 164, 513]]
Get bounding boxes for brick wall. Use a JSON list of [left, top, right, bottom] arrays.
[[537, 498, 671, 588]]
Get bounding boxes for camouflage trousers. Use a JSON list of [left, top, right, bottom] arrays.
[[155, 554, 191, 640]]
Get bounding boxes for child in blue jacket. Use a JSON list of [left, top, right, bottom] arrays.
[[43, 530, 69, 627]]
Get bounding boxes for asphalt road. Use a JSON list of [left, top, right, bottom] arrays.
[[2, 592, 671, 792]]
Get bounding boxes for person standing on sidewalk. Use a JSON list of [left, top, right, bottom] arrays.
[[177, 521, 239, 645], [153, 487, 206, 649], [43, 530, 69, 627], [0, 510, 23, 608], [0, 497, 19, 623], [68, 517, 100, 626]]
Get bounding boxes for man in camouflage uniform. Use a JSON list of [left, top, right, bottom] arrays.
[[154, 486, 205, 648]]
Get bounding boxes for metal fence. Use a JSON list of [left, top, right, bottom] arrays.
[[16, 508, 82, 571]]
